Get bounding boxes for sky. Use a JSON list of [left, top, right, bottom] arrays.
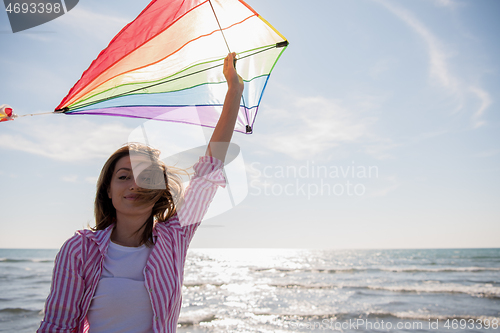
[[0, 0, 499, 249]]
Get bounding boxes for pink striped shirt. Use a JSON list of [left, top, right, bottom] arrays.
[[38, 156, 225, 333]]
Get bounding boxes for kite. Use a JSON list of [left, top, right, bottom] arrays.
[[53, 0, 288, 133]]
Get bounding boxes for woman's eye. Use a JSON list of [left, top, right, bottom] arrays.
[[118, 175, 130, 180]]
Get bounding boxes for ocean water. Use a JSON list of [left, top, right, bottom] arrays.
[[0, 248, 499, 332]]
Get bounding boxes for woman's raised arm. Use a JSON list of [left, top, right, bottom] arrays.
[[205, 52, 244, 162]]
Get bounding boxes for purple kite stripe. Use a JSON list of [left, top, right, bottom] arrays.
[[66, 105, 257, 134]]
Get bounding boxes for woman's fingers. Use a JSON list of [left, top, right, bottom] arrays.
[[224, 52, 236, 69], [230, 52, 236, 68], [223, 52, 243, 91]]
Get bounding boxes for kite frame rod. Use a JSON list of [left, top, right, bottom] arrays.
[[208, 0, 232, 54]]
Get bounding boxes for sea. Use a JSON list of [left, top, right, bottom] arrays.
[[0, 248, 499, 332]]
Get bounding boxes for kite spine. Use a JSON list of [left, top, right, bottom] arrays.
[[208, 0, 232, 54]]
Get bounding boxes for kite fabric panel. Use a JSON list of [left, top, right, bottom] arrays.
[[55, 0, 288, 134]]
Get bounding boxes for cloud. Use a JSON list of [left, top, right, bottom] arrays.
[[85, 176, 99, 184], [255, 95, 377, 159], [376, 0, 457, 91], [473, 149, 499, 158], [0, 118, 133, 162], [55, 6, 130, 43], [375, 0, 492, 128], [368, 175, 401, 197], [61, 175, 79, 183], [245, 161, 279, 192], [363, 139, 402, 160], [469, 86, 492, 128], [20, 32, 54, 42], [369, 57, 397, 79], [432, 0, 457, 8]]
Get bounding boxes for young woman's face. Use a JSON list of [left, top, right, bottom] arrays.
[[107, 155, 154, 221]]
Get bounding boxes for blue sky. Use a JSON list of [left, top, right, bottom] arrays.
[[0, 0, 499, 249]]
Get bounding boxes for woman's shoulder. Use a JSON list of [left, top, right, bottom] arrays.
[[58, 227, 110, 257], [155, 215, 180, 231], [66, 228, 101, 243], [60, 230, 85, 248], [53, 232, 86, 267], [154, 215, 196, 235]]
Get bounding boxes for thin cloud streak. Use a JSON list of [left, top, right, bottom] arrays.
[[61, 175, 79, 183], [376, 0, 457, 91], [85, 176, 99, 184], [375, 0, 492, 128], [433, 0, 458, 8], [473, 149, 499, 158], [469, 86, 492, 128]]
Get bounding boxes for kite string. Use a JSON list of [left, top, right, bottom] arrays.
[[15, 111, 55, 118]]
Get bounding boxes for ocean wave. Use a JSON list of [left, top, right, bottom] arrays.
[[269, 282, 500, 298], [0, 307, 41, 315], [177, 314, 216, 326], [378, 311, 500, 322], [0, 258, 54, 263], [379, 266, 500, 273], [0, 274, 51, 283], [184, 282, 225, 288], [183, 281, 500, 298], [270, 284, 336, 289], [360, 284, 500, 298], [468, 256, 500, 260], [252, 266, 500, 274], [255, 311, 500, 323], [466, 279, 500, 285], [252, 267, 360, 273]]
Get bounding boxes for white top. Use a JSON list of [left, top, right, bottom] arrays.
[[87, 241, 154, 333]]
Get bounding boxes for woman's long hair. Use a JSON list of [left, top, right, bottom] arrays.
[[93, 143, 186, 246]]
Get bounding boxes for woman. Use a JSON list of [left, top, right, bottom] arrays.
[[38, 52, 244, 333]]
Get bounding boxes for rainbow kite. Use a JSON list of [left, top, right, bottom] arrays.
[[54, 0, 288, 133]]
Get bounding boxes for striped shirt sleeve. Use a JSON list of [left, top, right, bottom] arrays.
[[37, 234, 85, 332], [176, 156, 225, 239]]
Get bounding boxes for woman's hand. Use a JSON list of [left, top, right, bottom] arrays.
[[223, 52, 244, 94]]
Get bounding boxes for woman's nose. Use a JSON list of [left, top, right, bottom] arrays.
[[130, 177, 138, 190]]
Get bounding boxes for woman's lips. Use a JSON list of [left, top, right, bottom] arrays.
[[124, 194, 137, 200]]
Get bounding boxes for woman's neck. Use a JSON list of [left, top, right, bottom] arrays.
[[111, 213, 150, 247]]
